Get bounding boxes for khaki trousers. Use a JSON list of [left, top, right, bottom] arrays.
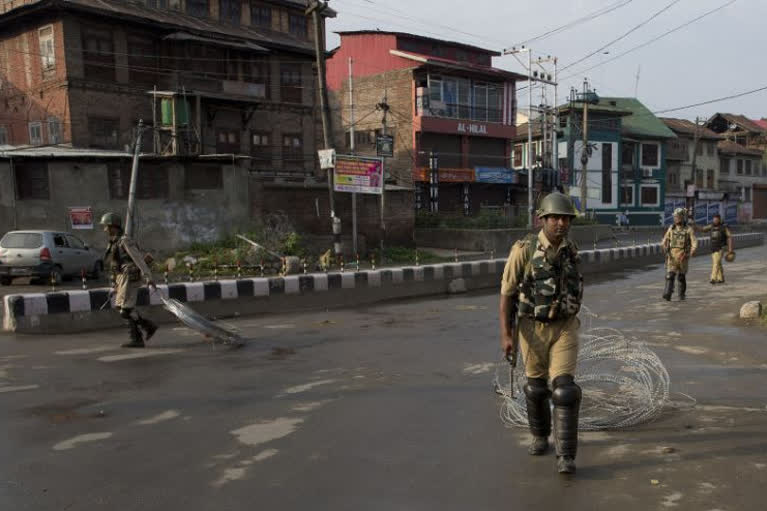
[[711, 250, 724, 283], [518, 315, 580, 381], [666, 248, 689, 274], [114, 272, 139, 309]]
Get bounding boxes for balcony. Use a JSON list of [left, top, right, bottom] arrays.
[[417, 101, 502, 124]]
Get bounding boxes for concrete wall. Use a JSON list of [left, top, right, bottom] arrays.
[[415, 225, 615, 254], [0, 158, 251, 253]]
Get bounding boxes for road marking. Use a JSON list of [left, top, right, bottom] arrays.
[[0, 384, 39, 394], [281, 379, 336, 395], [231, 417, 303, 448], [265, 324, 295, 329], [292, 400, 332, 413], [98, 349, 184, 362], [463, 362, 495, 375], [136, 409, 180, 425], [55, 346, 117, 355], [53, 432, 113, 451]]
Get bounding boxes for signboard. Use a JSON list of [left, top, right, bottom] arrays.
[[318, 149, 336, 170], [376, 135, 394, 158], [413, 167, 475, 183], [456, 122, 488, 135], [334, 155, 383, 195], [68, 207, 93, 230], [475, 167, 517, 184]]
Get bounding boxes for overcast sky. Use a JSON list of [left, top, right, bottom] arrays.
[[326, 0, 765, 121]]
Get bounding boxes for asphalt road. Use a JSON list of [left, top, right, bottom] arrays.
[[1, 245, 766, 510]]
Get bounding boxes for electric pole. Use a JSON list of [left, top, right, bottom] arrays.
[[690, 116, 701, 211], [349, 56, 358, 255], [580, 79, 590, 216], [377, 93, 389, 261]]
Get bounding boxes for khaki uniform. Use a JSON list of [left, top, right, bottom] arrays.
[[106, 236, 142, 309], [501, 230, 580, 381], [702, 224, 732, 283], [661, 225, 697, 274]]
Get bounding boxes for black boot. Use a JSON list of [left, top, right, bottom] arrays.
[[122, 319, 145, 348], [136, 316, 158, 342], [678, 273, 687, 301], [552, 375, 581, 474], [524, 378, 552, 455], [663, 272, 676, 301]]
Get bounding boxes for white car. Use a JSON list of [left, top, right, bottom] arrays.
[[0, 230, 103, 285]]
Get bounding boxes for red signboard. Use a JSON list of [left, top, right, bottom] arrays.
[[412, 167, 475, 182]]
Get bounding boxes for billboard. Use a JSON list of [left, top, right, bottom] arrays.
[[334, 155, 383, 195], [475, 167, 517, 184], [68, 207, 93, 230]]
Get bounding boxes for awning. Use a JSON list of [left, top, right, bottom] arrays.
[[163, 32, 269, 53]]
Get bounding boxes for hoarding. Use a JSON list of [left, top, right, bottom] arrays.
[[334, 155, 383, 195]]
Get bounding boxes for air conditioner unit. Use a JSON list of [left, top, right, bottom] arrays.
[[642, 168, 653, 178]]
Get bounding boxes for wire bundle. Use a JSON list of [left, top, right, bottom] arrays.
[[494, 307, 670, 431]]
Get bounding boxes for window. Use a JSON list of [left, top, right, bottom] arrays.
[[15, 161, 49, 200], [28, 122, 42, 145], [707, 142, 714, 156], [696, 143, 703, 156], [128, 37, 158, 84], [641, 143, 659, 167], [251, 131, 271, 167], [82, 28, 115, 81], [621, 142, 635, 172], [220, 0, 242, 25], [187, 0, 208, 17], [640, 185, 659, 206], [0, 125, 8, 145], [280, 64, 302, 103], [65, 235, 85, 250], [601, 143, 612, 203], [737, 159, 743, 175], [53, 234, 68, 248], [47, 117, 61, 144], [707, 169, 714, 189], [513, 144, 522, 167], [38, 25, 55, 77], [88, 117, 119, 149], [695, 168, 703, 187], [283, 134, 303, 166], [185, 164, 223, 190], [108, 161, 169, 199], [243, 59, 269, 97], [216, 129, 240, 153], [251, 3, 271, 27], [189, 44, 226, 79], [289, 14, 307, 38], [620, 185, 634, 206], [746, 159, 752, 175]]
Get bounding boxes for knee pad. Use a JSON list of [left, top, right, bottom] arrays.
[[523, 377, 551, 403], [119, 308, 133, 320], [552, 374, 582, 406]]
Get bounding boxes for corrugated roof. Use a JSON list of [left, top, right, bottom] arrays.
[[660, 117, 722, 140], [0, 144, 132, 158], [337, 30, 501, 56], [713, 113, 766, 134], [717, 140, 764, 156], [602, 97, 676, 139], [389, 50, 527, 81], [2, 0, 318, 55]]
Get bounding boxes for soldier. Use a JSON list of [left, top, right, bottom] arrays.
[[499, 192, 584, 475], [100, 212, 158, 348], [661, 208, 698, 301], [701, 213, 733, 285]]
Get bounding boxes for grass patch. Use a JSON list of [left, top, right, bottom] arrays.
[[372, 246, 450, 265]]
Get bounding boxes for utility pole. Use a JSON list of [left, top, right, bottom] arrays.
[[349, 56, 357, 255], [307, 0, 339, 254], [125, 120, 144, 239], [690, 116, 701, 211], [580, 79, 590, 216], [552, 58, 559, 181], [377, 92, 390, 261]]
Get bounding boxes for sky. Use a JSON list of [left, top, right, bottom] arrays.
[[325, 0, 766, 121]]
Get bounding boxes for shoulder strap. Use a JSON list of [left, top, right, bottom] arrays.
[[520, 233, 538, 280]]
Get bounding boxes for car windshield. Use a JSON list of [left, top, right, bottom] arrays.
[[0, 232, 43, 249]]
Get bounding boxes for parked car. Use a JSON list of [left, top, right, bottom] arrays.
[[0, 230, 103, 285]]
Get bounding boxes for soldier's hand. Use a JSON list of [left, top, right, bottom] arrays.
[[501, 332, 516, 359]]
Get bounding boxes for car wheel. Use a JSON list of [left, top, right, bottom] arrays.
[[89, 261, 103, 280], [0, 277, 11, 286]]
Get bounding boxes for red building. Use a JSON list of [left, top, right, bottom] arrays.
[[326, 31, 527, 217]]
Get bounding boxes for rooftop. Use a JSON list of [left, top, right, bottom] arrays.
[[660, 118, 722, 140], [389, 50, 527, 82], [717, 140, 764, 157], [709, 113, 767, 134], [336, 30, 501, 56], [607, 97, 676, 139]]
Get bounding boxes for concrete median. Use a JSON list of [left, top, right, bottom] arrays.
[[2, 232, 763, 335]]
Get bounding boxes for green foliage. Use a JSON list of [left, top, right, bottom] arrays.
[[371, 246, 449, 265]]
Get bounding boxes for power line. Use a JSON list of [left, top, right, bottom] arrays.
[[560, 0, 738, 81], [653, 83, 767, 114], [561, 0, 685, 72]]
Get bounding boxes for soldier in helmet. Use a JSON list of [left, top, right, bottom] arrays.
[[101, 212, 158, 348], [499, 192, 584, 474], [701, 213, 733, 285], [661, 208, 698, 301]]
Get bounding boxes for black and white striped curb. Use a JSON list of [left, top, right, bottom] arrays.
[[2, 232, 762, 329]]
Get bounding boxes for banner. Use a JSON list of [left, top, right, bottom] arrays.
[[725, 202, 738, 225], [475, 167, 517, 184], [68, 207, 93, 230], [334, 155, 383, 195]]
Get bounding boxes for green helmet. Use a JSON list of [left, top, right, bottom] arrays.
[[100, 212, 122, 228], [673, 207, 686, 218], [537, 192, 577, 218]]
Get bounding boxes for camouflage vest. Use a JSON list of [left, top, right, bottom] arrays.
[[517, 234, 583, 322], [668, 226, 691, 250], [104, 236, 139, 280], [710, 224, 728, 252]]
